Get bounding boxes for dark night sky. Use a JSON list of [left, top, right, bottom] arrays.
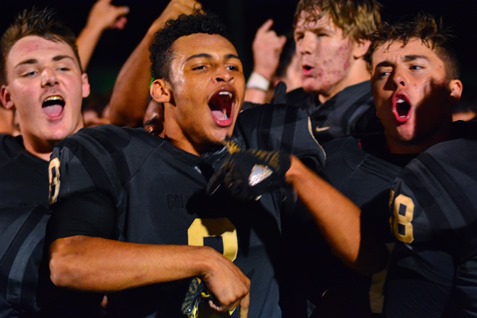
[[2, 0, 477, 101]]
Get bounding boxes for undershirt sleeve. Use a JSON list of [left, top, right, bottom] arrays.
[[47, 191, 117, 242]]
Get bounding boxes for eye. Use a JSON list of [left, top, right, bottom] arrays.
[[294, 32, 303, 41], [226, 65, 240, 72], [24, 71, 37, 77], [375, 68, 391, 80], [192, 65, 207, 71], [410, 65, 423, 71]]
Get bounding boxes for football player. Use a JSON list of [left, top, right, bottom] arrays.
[[44, 10, 325, 318], [0, 7, 89, 317]]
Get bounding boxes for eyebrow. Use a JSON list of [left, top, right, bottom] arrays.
[[402, 54, 428, 62], [185, 53, 241, 62], [375, 54, 429, 68], [15, 55, 75, 68]]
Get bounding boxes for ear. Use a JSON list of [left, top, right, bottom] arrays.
[[150, 79, 173, 104], [448, 79, 463, 104], [353, 39, 371, 60], [0, 85, 14, 110]]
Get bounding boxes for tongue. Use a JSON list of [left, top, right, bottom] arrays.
[[211, 110, 228, 121], [43, 105, 63, 117]]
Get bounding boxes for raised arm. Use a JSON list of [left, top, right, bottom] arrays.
[[77, 0, 130, 70], [108, 0, 201, 127], [244, 19, 286, 104]]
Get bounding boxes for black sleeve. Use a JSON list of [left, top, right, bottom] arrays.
[[47, 191, 117, 243]]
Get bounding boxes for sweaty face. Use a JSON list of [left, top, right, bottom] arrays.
[[160, 33, 245, 155], [1, 35, 89, 159], [294, 10, 356, 99], [371, 38, 457, 153]]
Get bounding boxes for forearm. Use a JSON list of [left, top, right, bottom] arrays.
[[49, 235, 218, 292], [77, 25, 104, 70], [286, 156, 387, 274], [108, 36, 152, 127], [109, 0, 200, 127]]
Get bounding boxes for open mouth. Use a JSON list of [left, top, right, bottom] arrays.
[[42, 95, 65, 118], [302, 64, 314, 76], [209, 89, 234, 127], [392, 94, 411, 123]]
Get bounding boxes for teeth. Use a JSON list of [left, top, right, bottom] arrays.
[[397, 98, 405, 103], [219, 91, 232, 98], [45, 96, 63, 102], [223, 109, 228, 119]]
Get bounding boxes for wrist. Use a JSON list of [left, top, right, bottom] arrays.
[[285, 156, 303, 185], [246, 72, 270, 92]]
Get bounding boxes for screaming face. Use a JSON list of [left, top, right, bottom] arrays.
[[371, 38, 461, 153], [154, 33, 245, 155]]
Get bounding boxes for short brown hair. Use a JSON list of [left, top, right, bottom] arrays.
[[367, 12, 460, 80], [293, 0, 382, 43], [0, 7, 82, 85]]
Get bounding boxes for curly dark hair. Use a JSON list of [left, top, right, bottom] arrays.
[[367, 12, 460, 80], [149, 10, 229, 82], [0, 7, 81, 85]]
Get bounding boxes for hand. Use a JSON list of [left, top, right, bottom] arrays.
[[207, 149, 291, 200], [85, 0, 130, 32], [148, 0, 203, 35], [251, 19, 287, 80], [181, 277, 249, 318]]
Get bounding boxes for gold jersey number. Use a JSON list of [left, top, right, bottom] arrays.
[[49, 157, 61, 205], [390, 191, 415, 244], [188, 218, 238, 262]]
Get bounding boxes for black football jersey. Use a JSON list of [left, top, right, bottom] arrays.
[[46, 105, 325, 318], [0, 135, 50, 317], [386, 138, 477, 317], [286, 81, 383, 144], [323, 134, 409, 207]]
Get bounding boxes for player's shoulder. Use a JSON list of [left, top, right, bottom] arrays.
[[54, 125, 163, 162], [49, 125, 162, 203], [60, 125, 152, 147], [0, 134, 23, 162], [408, 137, 477, 178]]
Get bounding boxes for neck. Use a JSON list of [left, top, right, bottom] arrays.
[[24, 140, 54, 161], [318, 61, 370, 104], [385, 126, 451, 155]]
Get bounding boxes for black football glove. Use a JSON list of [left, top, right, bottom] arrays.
[[207, 149, 291, 200]]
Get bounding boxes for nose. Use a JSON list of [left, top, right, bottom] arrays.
[[296, 32, 316, 56], [392, 69, 406, 88], [41, 67, 58, 87], [214, 67, 233, 83]]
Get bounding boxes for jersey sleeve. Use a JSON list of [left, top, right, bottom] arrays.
[[47, 191, 116, 242], [48, 125, 158, 239]]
